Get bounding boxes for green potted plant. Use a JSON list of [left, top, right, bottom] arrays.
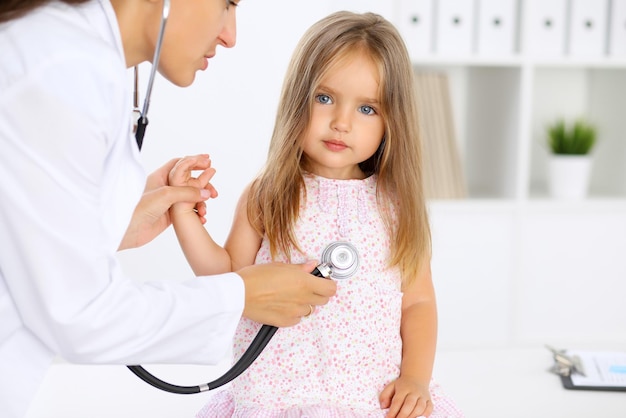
[[546, 118, 597, 199]]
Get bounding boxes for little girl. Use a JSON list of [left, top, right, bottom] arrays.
[[170, 11, 464, 418]]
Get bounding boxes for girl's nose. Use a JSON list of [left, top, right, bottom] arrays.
[[331, 108, 351, 133]]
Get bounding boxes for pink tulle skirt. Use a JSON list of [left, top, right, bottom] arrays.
[[196, 384, 465, 418]]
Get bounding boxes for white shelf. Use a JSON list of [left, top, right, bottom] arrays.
[[531, 57, 626, 68], [399, 0, 626, 205], [413, 57, 626, 204], [413, 55, 524, 67]]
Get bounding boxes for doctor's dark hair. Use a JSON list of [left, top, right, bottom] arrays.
[[247, 11, 431, 287], [0, 0, 89, 23]]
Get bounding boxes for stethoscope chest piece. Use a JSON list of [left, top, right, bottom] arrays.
[[321, 241, 360, 279]]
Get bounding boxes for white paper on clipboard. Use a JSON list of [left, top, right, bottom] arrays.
[[568, 350, 626, 388]]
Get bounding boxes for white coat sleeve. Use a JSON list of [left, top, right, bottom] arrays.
[[0, 50, 244, 365]]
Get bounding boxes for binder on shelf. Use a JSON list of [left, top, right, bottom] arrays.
[[568, 0, 609, 57], [525, 0, 567, 57], [434, 0, 475, 56], [475, 0, 517, 56], [609, 0, 626, 56], [397, 0, 434, 58], [413, 71, 467, 200], [547, 346, 626, 392]]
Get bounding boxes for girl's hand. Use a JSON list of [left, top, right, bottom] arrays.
[[168, 154, 218, 194], [379, 376, 433, 418], [168, 154, 218, 215], [118, 156, 216, 250]]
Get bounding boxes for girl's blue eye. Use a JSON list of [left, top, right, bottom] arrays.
[[315, 94, 332, 105], [359, 105, 376, 116]]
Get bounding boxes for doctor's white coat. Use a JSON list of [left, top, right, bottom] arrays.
[[0, 1, 244, 416]]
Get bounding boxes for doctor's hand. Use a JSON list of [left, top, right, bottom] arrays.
[[118, 155, 217, 250], [237, 261, 337, 327], [379, 376, 433, 418]]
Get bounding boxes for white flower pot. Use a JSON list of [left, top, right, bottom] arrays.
[[548, 155, 592, 200]]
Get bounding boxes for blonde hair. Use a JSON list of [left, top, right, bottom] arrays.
[[248, 11, 431, 287]]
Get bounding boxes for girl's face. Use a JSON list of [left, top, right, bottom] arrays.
[[158, 0, 238, 87], [301, 51, 385, 180]]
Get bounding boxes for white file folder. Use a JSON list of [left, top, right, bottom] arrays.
[[476, 0, 517, 55], [434, 0, 475, 56], [398, 0, 434, 58], [568, 0, 608, 57], [525, 0, 567, 57], [609, 0, 626, 56]]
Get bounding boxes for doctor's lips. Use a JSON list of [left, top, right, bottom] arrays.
[[201, 53, 216, 71], [323, 139, 348, 152]]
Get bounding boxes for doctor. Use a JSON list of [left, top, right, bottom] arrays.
[[0, 1, 337, 417]]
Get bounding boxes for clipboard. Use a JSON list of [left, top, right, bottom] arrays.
[[547, 345, 626, 392], [559, 374, 626, 392]]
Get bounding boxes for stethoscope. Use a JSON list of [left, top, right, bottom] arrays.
[[126, 3, 360, 390], [132, 0, 169, 150], [128, 241, 360, 394]]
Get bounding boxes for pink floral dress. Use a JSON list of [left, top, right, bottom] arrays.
[[197, 173, 464, 418]]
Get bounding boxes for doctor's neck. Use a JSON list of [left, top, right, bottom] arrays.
[[110, 0, 159, 68]]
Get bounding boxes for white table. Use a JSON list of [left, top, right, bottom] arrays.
[[27, 347, 626, 417], [432, 347, 626, 418]]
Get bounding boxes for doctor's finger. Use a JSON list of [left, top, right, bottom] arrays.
[[162, 185, 214, 207], [305, 274, 337, 298], [195, 201, 207, 217], [202, 181, 218, 199], [194, 201, 207, 225], [145, 157, 181, 190], [304, 293, 333, 307]]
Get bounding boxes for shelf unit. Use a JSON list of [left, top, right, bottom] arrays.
[[415, 58, 626, 202]]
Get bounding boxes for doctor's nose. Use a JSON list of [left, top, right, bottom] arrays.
[[218, 6, 237, 48]]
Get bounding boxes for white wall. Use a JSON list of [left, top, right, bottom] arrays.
[[118, 1, 626, 353]]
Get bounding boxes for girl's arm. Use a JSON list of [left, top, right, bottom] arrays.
[[169, 155, 263, 275], [399, 262, 438, 391], [224, 185, 264, 270], [380, 263, 438, 418], [168, 156, 228, 275]]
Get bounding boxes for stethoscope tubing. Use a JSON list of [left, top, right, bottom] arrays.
[[127, 264, 329, 394], [126, 326, 278, 393], [134, 0, 170, 150]]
